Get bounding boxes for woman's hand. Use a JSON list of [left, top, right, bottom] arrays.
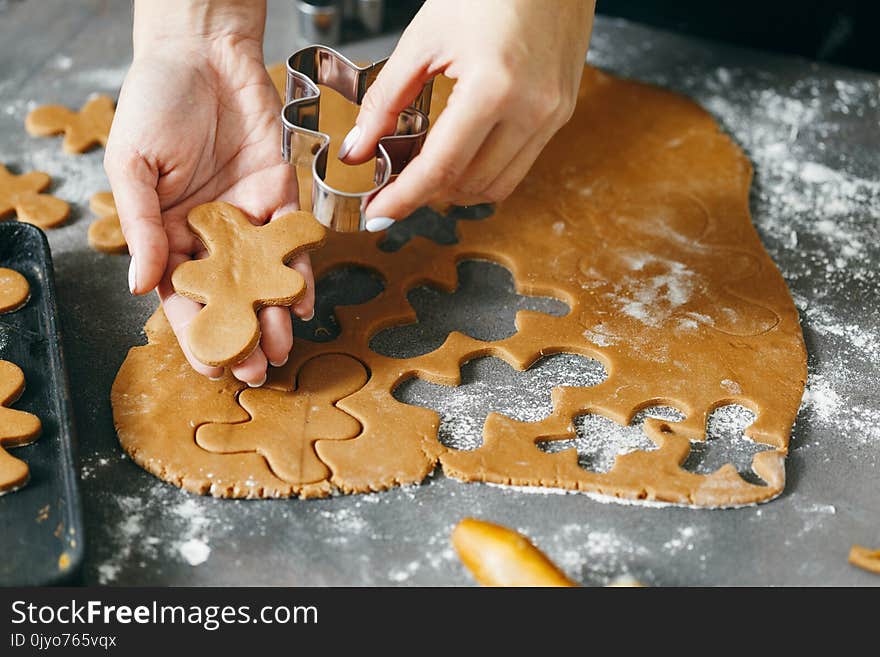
[[339, 0, 596, 231], [105, 0, 312, 387]]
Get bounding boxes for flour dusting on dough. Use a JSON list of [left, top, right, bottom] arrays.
[[649, 61, 880, 457], [608, 257, 696, 327]]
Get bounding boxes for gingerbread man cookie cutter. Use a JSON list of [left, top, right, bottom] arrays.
[[281, 45, 433, 232]]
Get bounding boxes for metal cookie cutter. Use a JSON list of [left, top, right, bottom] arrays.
[[282, 45, 433, 232]]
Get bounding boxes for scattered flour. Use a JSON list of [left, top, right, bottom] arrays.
[[96, 495, 143, 584], [662, 526, 702, 554], [51, 54, 73, 71], [543, 524, 651, 585], [540, 405, 682, 473], [179, 539, 211, 566], [395, 353, 607, 451], [802, 375, 843, 423], [74, 66, 127, 91], [93, 485, 233, 583], [388, 560, 421, 583]]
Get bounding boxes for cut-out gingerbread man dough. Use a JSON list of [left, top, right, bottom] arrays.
[[0, 361, 42, 494], [25, 95, 114, 154], [113, 66, 807, 505], [171, 202, 326, 367], [87, 192, 127, 254], [197, 354, 366, 487], [0, 268, 30, 313], [0, 164, 69, 229]]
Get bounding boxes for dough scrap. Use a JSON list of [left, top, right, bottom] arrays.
[[171, 202, 326, 367], [197, 354, 367, 488], [25, 94, 114, 154], [0, 164, 69, 229], [87, 192, 127, 254], [0, 268, 30, 313], [848, 545, 880, 574], [0, 361, 42, 494], [113, 66, 806, 505]]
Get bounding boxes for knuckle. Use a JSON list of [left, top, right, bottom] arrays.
[[473, 66, 516, 109], [104, 145, 138, 177], [519, 81, 575, 126], [485, 181, 516, 204], [554, 88, 578, 125], [360, 81, 389, 117], [430, 158, 461, 188], [527, 89, 563, 124], [489, 71, 517, 107], [452, 177, 487, 199]]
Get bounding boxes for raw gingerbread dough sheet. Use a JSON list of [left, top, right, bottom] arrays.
[[112, 65, 806, 505]]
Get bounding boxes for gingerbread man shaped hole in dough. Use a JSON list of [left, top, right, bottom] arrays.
[[196, 354, 367, 486], [0, 361, 42, 494], [171, 202, 326, 368], [0, 164, 69, 229], [25, 95, 115, 154]]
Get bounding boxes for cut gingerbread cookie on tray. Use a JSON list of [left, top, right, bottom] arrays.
[[113, 65, 807, 505], [0, 164, 69, 229], [25, 94, 114, 154], [0, 361, 42, 494], [172, 202, 325, 368], [87, 191, 127, 254], [0, 268, 30, 313]]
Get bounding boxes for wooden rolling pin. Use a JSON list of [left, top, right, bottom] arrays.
[[452, 518, 644, 587], [451, 518, 578, 587], [849, 545, 880, 574]]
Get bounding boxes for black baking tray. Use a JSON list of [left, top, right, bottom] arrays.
[[0, 222, 82, 584]]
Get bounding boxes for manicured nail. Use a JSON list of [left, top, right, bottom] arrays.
[[247, 374, 268, 388], [269, 355, 289, 368], [208, 374, 224, 381], [337, 125, 361, 160], [128, 256, 137, 294], [302, 309, 315, 321], [365, 216, 395, 232]]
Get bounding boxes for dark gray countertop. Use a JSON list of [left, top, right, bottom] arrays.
[[1, 1, 878, 586]]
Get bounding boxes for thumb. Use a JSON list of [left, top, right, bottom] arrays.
[[338, 44, 432, 165], [103, 147, 168, 295]]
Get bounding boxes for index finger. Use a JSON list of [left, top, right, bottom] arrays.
[[363, 76, 504, 223], [157, 252, 224, 380]]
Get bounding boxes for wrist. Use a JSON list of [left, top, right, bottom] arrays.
[[133, 0, 266, 58]]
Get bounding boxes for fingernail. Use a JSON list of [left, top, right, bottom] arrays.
[[302, 309, 315, 321], [269, 355, 289, 368], [247, 374, 268, 388], [337, 125, 361, 160], [128, 256, 137, 294], [208, 374, 225, 381], [365, 216, 395, 232]]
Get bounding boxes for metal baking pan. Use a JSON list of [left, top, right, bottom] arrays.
[[0, 222, 83, 584]]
